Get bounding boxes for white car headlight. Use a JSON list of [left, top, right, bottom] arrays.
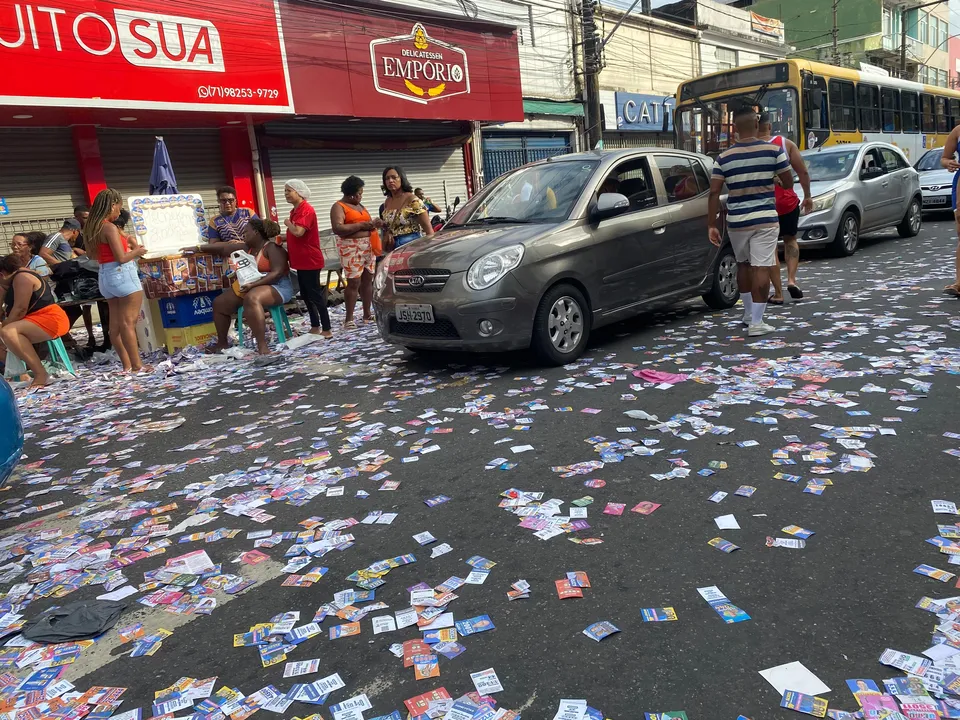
[[466, 245, 525, 291], [374, 261, 389, 293], [810, 191, 836, 213]]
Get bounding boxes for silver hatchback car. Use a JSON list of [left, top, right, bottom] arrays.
[[373, 149, 739, 364], [794, 142, 922, 255]]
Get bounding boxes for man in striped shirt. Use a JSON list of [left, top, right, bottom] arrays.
[[708, 105, 794, 337]]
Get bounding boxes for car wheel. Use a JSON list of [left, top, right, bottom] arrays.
[[897, 197, 922, 237], [531, 284, 591, 365], [830, 210, 859, 257], [702, 244, 739, 309]]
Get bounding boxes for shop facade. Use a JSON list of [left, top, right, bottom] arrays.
[[0, 0, 524, 253]]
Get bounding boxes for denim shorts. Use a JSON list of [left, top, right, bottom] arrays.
[[98, 261, 142, 299], [271, 274, 295, 304], [394, 232, 422, 247]]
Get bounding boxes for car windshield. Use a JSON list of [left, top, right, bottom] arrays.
[[450, 160, 599, 225], [916, 149, 943, 171], [801, 149, 859, 182]]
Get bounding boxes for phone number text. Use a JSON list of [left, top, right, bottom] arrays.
[[197, 86, 281, 100]]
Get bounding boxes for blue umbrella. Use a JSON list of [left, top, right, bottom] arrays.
[[149, 136, 178, 195]]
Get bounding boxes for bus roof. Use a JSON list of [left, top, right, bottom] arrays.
[[676, 58, 959, 103]]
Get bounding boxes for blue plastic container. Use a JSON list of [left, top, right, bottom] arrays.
[[159, 290, 222, 329]]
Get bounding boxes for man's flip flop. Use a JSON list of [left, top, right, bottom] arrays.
[[945, 285, 960, 297], [769, 298, 784, 305], [787, 285, 803, 299]]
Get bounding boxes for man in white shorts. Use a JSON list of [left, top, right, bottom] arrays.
[[707, 105, 794, 336]]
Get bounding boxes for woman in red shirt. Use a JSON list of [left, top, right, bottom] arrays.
[[83, 188, 148, 373], [283, 179, 331, 339]]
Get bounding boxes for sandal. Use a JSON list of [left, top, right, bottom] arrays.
[[944, 284, 960, 297], [343, 320, 358, 330], [787, 284, 804, 299], [769, 297, 784, 306]]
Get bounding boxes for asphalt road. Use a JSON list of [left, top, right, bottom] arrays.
[[8, 216, 960, 720]]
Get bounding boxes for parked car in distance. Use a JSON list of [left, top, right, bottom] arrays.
[[915, 147, 955, 211], [793, 142, 921, 256], [0, 378, 23, 488], [373, 148, 739, 364]]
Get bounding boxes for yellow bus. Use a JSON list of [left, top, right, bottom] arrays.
[[674, 59, 960, 163]]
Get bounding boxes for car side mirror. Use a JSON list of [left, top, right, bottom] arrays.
[[860, 165, 885, 180], [592, 192, 630, 221]]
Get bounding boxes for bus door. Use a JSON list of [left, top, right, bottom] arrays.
[[802, 73, 829, 150]]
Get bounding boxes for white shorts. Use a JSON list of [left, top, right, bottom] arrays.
[[728, 225, 779, 267]]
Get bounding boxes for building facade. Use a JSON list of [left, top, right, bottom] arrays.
[[740, 0, 950, 85], [598, 0, 788, 147], [0, 0, 525, 253]]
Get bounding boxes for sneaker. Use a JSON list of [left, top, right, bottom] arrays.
[[747, 322, 776, 337]]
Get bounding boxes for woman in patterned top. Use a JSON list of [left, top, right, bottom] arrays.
[[380, 166, 434, 250]]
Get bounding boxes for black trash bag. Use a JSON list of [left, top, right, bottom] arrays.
[[22, 600, 126, 643]]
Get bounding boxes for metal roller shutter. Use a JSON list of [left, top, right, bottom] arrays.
[[602, 133, 675, 149], [268, 146, 468, 233], [99, 129, 226, 220], [0, 129, 87, 253]]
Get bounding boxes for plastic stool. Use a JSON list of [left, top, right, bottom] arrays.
[[46, 337, 75, 375], [236, 305, 293, 347]]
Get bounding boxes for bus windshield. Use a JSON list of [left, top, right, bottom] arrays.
[[677, 88, 799, 157]]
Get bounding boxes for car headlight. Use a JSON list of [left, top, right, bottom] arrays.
[[466, 245, 525, 291], [374, 261, 389, 293], [809, 191, 836, 213]]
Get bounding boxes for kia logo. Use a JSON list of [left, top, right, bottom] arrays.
[[408, 275, 426, 288]]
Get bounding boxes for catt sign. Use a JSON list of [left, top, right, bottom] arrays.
[[0, 0, 293, 112]]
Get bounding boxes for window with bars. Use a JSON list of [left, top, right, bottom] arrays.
[[716, 48, 737, 70]]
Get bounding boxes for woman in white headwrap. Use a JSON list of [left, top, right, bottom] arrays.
[[283, 179, 332, 338]]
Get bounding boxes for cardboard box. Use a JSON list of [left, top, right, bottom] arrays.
[[139, 253, 228, 299], [165, 322, 218, 354], [135, 297, 166, 355]]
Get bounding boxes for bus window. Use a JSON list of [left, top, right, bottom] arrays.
[[829, 80, 857, 132], [936, 97, 949, 133], [950, 99, 960, 129], [921, 94, 935, 132], [902, 91, 920, 133], [881, 88, 901, 132], [857, 84, 880, 132]]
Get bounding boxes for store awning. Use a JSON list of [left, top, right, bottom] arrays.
[[523, 100, 584, 117]]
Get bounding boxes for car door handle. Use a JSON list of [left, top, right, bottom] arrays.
[[651, 220, 667, 229], [881, 181, 889, 187], [654, 227, 666, 234]]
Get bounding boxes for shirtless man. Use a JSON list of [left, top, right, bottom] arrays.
[[759, 113, 813, 303], [940, 126, 960, 297]]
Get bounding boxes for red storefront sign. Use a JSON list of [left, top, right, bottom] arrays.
[[281, 3, 523, 122], [371, 23, 470, 105], [0, 0, 293, 112]]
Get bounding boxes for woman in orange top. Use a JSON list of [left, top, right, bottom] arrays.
[[183, 218, 291, 355], [0, 253, 71, 388], [330, 175, 383, 329]]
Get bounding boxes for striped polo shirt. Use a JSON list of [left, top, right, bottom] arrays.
[[711, 139, 790, 231]]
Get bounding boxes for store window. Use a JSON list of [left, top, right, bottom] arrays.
[[717, 48, 738, 70]]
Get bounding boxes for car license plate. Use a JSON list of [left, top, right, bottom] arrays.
[[926, 196, 948, 205], [396, 304, 435, 324]]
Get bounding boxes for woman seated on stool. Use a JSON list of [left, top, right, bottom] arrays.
[[182, 218, 293, 355], [0, 253, 70, 388]]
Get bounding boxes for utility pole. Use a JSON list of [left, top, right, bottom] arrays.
[[582, 0, 603, 149], [831, 0, 840, 65], [900, 4, 908, 77]]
